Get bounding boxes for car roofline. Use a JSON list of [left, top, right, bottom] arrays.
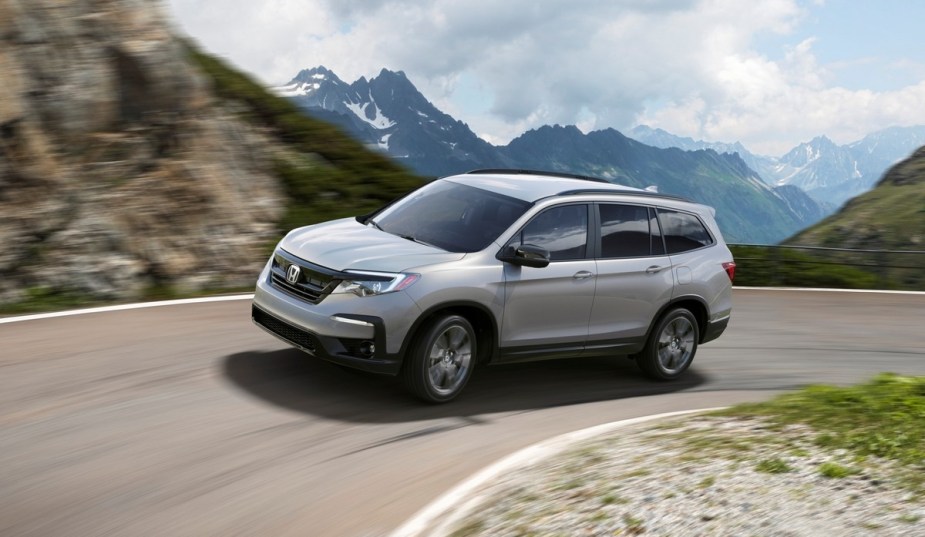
[[551, 188, 693, 203], [459, 168, 695, 205], [464, 168, 611, 184]]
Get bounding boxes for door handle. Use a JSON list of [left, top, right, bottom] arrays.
[[573, 271, 594, 280], [645, 265, 667, 274]]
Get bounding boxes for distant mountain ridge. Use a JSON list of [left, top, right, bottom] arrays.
[[275, 67, 825, 244], [630, 125, 925, 209]]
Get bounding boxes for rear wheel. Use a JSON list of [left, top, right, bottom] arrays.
[[637, 308, 698, 380], [402, 314, 476, 403]]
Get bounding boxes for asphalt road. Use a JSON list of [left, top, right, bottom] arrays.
[[2, 289, 924, 536]]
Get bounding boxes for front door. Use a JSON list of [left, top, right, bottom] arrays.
[[499, 204, 595, 360]]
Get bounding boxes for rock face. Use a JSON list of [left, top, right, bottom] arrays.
[[0, 0, 284, 305]]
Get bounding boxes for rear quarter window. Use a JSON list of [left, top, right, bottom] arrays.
[[657, 208, 714, 254]]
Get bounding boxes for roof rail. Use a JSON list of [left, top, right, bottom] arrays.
[[555, 188, 693, 203], [465, 168, 611, 184]]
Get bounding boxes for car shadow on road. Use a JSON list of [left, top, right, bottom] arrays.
[[222, 348, 707, 423]]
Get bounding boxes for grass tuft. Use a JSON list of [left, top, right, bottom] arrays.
[[818, 462, 857, 479], [755, 458, 793, 474]]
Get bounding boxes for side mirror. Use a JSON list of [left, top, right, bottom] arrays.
[[499, 244, 550, 268]]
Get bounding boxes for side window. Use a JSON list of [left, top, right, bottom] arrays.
[[658, 208, 714, 254], [511, 204, 588, 261], [599, 204, 651, 258]]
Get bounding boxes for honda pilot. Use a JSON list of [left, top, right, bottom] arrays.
[[252, 170, 735, 402]]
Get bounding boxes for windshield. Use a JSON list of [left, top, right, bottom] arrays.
[[371, 180, 532, 253]]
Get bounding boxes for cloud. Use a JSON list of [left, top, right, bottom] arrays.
[[166, 0, 925, 155]]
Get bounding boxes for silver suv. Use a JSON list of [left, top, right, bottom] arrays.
[[252, 170, 735, 402]]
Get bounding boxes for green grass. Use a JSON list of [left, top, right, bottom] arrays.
[[723, 374, 925, 469], [755, 458, 793, 474], [601, 492, 628, 505], [717, 373, 925, 494], [818, 461, 857, 478], [621, 514, 645, 534], [900, 513, 921, 524]]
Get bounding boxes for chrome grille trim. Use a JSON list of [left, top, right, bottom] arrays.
[[269, 249, 341, 304]]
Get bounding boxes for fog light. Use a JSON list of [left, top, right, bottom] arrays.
[[359, 341, 375, 357]]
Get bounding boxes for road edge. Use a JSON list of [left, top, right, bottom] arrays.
[[0, 294, 255, 324], [388, 407, 726, 537]]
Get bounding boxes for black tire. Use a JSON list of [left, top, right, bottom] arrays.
[[402, 314, 476, 403], [637, 308, 699, 380]]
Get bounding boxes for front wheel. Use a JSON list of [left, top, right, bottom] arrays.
[[637, 308, 698, 380], [402, 314, 476, 403]]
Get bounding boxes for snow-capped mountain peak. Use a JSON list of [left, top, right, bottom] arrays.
[[274, 66, 346, 98], [277, 66, 503, 175]]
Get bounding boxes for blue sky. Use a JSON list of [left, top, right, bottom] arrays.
[[167, 0, 925, 155], [757, 0, 925, 91]]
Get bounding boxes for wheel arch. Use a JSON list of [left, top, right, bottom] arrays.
[[398, 301, 500, 369], [649, 295, 710, 343]]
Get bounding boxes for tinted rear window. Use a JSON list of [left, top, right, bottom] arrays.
[[657, 208, 714, 254]]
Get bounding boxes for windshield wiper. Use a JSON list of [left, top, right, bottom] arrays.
[[368, 219, 384, 232], [399, 234, 439, 249]]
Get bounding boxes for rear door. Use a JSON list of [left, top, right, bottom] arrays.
[[657, 208, 717, 296], [587, 204, 673, 352], [499, 203, 596, 359]]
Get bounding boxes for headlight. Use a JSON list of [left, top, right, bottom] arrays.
[[333, 271, 420, 297]]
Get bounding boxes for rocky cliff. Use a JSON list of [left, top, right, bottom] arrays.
[[0, 0, 417, 309]]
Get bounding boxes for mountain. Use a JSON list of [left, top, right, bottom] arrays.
[[0, 1, 420, 309], [277, 67, 824, 244], [786, 145, 925, 289], [278, 67, 506, 176], [788, 146, 925, 251], [629, 125, 775, 181], [630, 124, 925, 209], [501, 125, 825, 243]]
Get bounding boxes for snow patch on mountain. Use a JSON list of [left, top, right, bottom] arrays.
[[274, 82, 319, 97], [377, 133, 393, 151], [344, 100, 395, 130]]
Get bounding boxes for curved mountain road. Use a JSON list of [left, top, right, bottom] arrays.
[[2, 289, 924, 536]]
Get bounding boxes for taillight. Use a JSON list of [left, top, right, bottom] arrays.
[[722, 261, 736, 282]]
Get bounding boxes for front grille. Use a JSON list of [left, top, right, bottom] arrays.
[[252, 306, 319, 354], [269, 251, 340, 304]]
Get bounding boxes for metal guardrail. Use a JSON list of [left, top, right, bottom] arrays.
[[728, 244, 925, 290]]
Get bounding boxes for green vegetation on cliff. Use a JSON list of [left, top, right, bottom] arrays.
[[784, 146, 925, 289], [186, 44, 423, 232]]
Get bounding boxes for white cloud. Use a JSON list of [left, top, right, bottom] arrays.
[[166, 0, 925, 156]]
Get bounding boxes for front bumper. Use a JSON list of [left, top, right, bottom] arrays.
[[252, 304, 400, 374], [251, 261, 419, 375]]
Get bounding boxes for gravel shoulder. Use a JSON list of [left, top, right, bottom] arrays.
[[443, 414, 925, 536]]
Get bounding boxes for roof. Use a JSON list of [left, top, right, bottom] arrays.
[[440, 169, 693, 204], [442, 170, 642, 203]]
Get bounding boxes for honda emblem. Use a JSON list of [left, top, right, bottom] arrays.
[[286, 264, 301, 284]]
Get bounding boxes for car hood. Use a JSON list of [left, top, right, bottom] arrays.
[[279, 218, 465, 272]]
